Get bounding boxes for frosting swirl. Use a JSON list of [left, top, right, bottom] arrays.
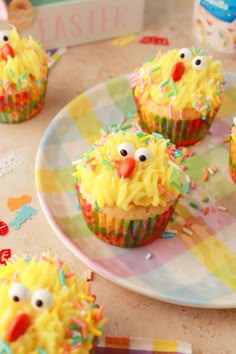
[[74, 130, 183, 211], [131, 47, 225, 120]]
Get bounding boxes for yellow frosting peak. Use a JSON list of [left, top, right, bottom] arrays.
[[132, 47, 225, 119], [0, 27, 48, 93], [0, 253, 105, 353], [74, 130, 183, 211]]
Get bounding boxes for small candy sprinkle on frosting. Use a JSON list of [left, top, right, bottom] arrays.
[[73, 128, 183, 211], [131, 47, 225, 120]]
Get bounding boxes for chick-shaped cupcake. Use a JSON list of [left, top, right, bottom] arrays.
[[131, 47, 225, 147], [0, 254, 105, 353], [73, 130, 183, 248], [229, 116, 236, 183], [0, 26, 48, 123]]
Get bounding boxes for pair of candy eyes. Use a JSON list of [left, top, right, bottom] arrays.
[[178, 48, 206, 69], [8, 283, 53, 311], [117, 143, 151, 162]]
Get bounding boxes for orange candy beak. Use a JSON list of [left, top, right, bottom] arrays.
[[1, 43, 15, 61], [7, 313, 31, 342], [117, 157, 136, 178], [171, 61, 185, 82]]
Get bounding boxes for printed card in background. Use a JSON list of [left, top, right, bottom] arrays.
[[0, 0, 144, 49]]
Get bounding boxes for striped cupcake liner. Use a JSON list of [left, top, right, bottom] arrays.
[[77, 190, 179, 248], [137, 104, 217, 147], [229, 137, 236, 183], [0, 79, 47, 124]]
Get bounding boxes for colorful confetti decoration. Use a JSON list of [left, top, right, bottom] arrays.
[[0, 221, 9, 236], [8, 204, 38, 230], [0, 248, 11, 265], [139, 36, 169, 45], [7, 194, 32, 211]]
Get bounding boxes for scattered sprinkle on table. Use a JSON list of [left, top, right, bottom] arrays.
[[145, 253, 152, 260], [161, 232, 175, 239], [189, 201, 199, 209], [112, 34, 137, 46], [217, 206, 227, 211], [182, 227, 193, 236]]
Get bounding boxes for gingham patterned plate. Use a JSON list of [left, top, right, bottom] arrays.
[[35, 73, 236, 308]]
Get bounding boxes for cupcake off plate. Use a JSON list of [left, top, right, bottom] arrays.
[[35, 73, 236, 309]]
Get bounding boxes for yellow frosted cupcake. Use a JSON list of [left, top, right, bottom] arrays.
[[229, 117, 236, 183], [131, 47, 225, 147], [0, 253, 105, 353], [0, 27, 48, 123], [73, 130, 183, 248]]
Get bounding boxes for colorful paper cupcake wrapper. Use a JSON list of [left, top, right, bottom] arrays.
[[137, 104, 217, 147], [76, 189, 179, 248], [229, 137, 236, 183], [0, 79, 47, 124]]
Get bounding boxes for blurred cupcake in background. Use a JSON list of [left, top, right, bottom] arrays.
[[0, 26, 48, 123], [131, 47, 225, 147]]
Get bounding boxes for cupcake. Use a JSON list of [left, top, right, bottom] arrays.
[[131, 47, 225, 147], [0, 26, 48, 123], [0, 253, 105, 353], [229, 117, 236, 183], [73, 129, 183, 248]]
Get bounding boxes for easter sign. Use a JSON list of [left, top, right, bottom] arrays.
[[0, 0, 144, 49]]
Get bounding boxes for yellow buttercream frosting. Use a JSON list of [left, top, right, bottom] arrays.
[[73, 130, 183, 211], [0, 254, 105, 354], [0, 27, 48, 93], [132, 47, 225, 119]]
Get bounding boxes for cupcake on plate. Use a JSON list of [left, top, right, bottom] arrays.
[[229, 117, 236, 183], [73, 129, 183, 248], [0, 26, 48, 123], [0, 253, 105, 353], [131, 47, 225, 147]]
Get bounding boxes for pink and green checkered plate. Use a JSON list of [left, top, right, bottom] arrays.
[[35, 73, 236, 309]]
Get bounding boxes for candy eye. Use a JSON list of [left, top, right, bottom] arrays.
[[135, 147, 152, 162], [31, 289, 53, 311], [117, 142, 134, 158], [0, 31, 10, 43], [178, 48, 192, 60], [8, 283, 29, 303], [192, 56, 206, 70]]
